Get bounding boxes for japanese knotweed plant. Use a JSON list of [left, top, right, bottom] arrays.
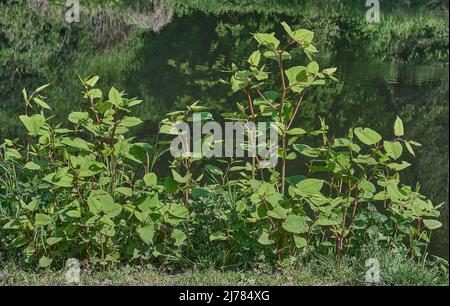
[[204, 22, 443, 264], [290, 117, 443, 262], [221, 21, 338, 195], [212, 22, 338, 262], [0, 77, 190, 268], [202, 117, 443, 265]]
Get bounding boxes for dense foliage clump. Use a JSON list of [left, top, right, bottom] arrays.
[[0, 23, 444, 270]]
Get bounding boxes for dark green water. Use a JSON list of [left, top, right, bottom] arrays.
[[0, 1, 448, 258]]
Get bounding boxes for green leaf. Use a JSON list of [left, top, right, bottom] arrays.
[[386, 182, 405, 201], [209, 232, 228, 241], [68, 112, 89, 124], [24, 161, 41, 171], [191, 187, 210, 198], [409, 140, 422, 147], [168, 204, 189, 219], [315, 217, 341, 226], [22, 88, 28, 102], [137, 224, 155, 245], [143, 172, 157, 187], [116, 187, 133, 197], [307, 61, 319, 74], [164, 176, 178, 194], [87, 88, 102, 99], [42, 169, 74, 188], [281, 21, 295, 38], [187, 112, 213, 122], [172, 169, 191, 184], [46, 237, 62, 246], [35, 83, 50, 93], [231, 71, 251, 92], [257, 230, 274, 245], [39, 256, 53, 268], [322, 67, 338, 76], [137, 194, 160, 211], [354, 127, 382, 145], [236, 201, 246, 214], [287, 128, 306, 136], [5, 148, 22, 160], [189, 102, 209, 112], [405, 142, 415, 157], [353, 154, 377, 165], [282, 215, 309, 234], [253, 32, 280, 48], [358, 179, 376, 195], [312, 79, 325, 85], [394, 116, 404, 137], [35, 214, 52, 226], [268, 205, 289, 219], [423, 219, 442, 230], [61, 137, 92, 151], [85, 76, 99, 87], [293, 144, 321, 157], [100, 215, 115, 227], [66, 210, 81, 218], [294, 236, 307, 248], [159, 124, 179, 135], [281, 22, 315, 44], [102, 201, 122, 218], [108, 87, 123, 106], [248, 50, 261, 67], [285, 66, 307, 92], [33, 97, 51, 110], [135, 210, 149, 223], [304, 44, 318, 59], [296, 179, 325, 195], [26, 199, 39, 212], [10, 235, 27, 247], [172, 229, 187, 246], [387, 161, 411, 171], [121, 116, 143, 127], [87, 192, 103, 214], [384, 141, 403, 160], [88, 190, 122, 218], [101, 224, 116, 237], [293, 29, 314, 43], [19, 114, 45, 136], [263, 50, 291, 61]]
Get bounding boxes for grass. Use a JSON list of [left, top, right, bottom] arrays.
[[1, 251, 448, 286]]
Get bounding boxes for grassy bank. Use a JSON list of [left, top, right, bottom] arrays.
[[1, 253, 448, 286]]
